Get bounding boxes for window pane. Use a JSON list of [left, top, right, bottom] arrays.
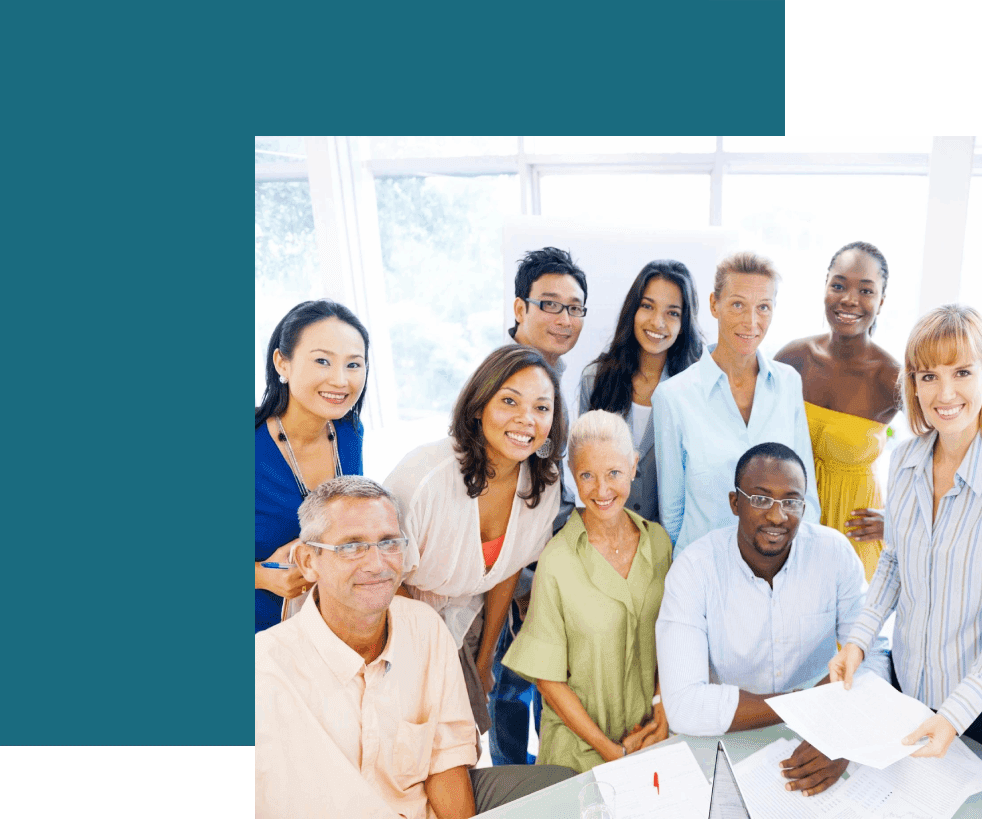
[[255, 180, 322, 402], [255, 136, 307, 164], [368, 136, 517, 159], [724, 175, 929, 364], [960, 176, 982, 308], [374, 174, 521, 423], [529, 136, 715, 153], [539, 173, 709, 228], [724, 136, 932, 153]]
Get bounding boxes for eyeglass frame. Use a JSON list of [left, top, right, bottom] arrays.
[[304, 536, 409, 560], [525, 297, 588, 318], [734, 487, 806, 515]]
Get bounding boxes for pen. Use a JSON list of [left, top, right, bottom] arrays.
[[653, 772, 659, 795], [261, 562, 296, 569]]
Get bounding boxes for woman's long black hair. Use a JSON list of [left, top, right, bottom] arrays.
[[255, 300, 370, 429], [587, 260, 703, 416]]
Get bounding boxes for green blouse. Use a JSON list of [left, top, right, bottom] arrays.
[[502, 509, 672, 773]]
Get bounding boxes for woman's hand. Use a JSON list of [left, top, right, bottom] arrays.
[[904, 713, 958, 758], [476, 651, 495, 700], [620, 707, 668, 754], [256, 540, 308, 599], [844, 508, 884, 542], [828, 643, 865, 689]]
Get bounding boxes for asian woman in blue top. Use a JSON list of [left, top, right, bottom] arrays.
[[254, 300, 369, 632]]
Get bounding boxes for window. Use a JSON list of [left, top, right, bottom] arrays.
[[724, 174, 929, 361], [539, 173, 710, 227], [255, 180, 321, 403]]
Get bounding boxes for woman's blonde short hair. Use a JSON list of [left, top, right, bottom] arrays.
[[902, 304, 982, 436], [568, 410, 636, 469], [713, 251, 782, 298]]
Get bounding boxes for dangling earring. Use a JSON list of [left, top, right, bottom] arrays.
[[279, 375, 288, 384], [535, 438, 553, 459]]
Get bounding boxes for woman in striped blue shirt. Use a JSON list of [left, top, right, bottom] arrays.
[[830, 304, 982, 757]]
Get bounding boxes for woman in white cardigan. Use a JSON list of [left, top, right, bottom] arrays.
[[385, 344, 566, 735]]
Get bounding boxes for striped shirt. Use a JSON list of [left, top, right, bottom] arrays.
[[848, 430, 982, 735], [656, 521, 889, 736]]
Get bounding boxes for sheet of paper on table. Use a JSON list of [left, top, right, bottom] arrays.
[[767, 672, 935, 768], [592, 741, 711, 819], [732, 735, 982, 819]]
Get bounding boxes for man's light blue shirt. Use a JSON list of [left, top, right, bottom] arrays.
[[652, 345, 820, 555], [656, 521, 890, 736]]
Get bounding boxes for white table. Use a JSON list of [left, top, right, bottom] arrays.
[[479, 724, 982, 818]]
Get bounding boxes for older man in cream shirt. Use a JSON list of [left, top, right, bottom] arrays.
[[255, 476, 572, 819]]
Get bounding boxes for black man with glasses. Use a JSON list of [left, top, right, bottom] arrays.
[[256, 476, 573, 819], [656, 442, 890, 798]]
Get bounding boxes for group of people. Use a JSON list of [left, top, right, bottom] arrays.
[[255, 244, 982, 818]]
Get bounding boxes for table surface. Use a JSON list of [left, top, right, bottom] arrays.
[[479, 724, 982, 818]]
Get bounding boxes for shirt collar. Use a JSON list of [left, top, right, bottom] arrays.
[[902, 429, 982, 495], [727, 523, 798, 583], [960, 433, 982, 494], [564, 508, 590, 553], [297, 591, 394, 684], [699, 344, 774, 401]]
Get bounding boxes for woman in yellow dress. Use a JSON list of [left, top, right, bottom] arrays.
[[775, 242, 901, 579]]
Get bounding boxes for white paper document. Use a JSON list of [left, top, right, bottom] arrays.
[[767, 673, 935, 768], [732, 735, 982, 819], [592, 741, 711, 819]]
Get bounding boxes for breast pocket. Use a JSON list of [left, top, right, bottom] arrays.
[[392, 719, 437, 790]]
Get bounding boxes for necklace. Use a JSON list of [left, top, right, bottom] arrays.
[[276, 417, 342, 497]]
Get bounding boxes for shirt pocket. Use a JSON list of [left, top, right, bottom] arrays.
[[392, 719, 437, 789]]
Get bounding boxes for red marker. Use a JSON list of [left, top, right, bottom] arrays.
[[653, 772, 660, 795]]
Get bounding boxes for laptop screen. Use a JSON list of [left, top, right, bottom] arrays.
[[707, 741, 752, 819]]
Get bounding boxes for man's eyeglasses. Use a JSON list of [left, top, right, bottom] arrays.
[[735, 488, 805, 515], [526, 298, 587, 318], [305, 537, 409, 560]]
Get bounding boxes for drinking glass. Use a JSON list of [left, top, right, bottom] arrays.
[[579, 781, 615, 819]]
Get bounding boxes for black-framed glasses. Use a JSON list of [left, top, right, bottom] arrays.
[[735, 488, 805, 515], [526, 298, 587, 318], [305, 537, 409, 560]]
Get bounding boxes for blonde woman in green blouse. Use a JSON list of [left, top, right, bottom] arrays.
[[503, 410, 673, 772]]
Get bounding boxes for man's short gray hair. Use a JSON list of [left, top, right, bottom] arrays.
[[297, 476, 401, 545]]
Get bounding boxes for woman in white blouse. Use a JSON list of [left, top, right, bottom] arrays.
[[385, 344, 566, 735], [578, 260, 703, 523], [830, 304, 982, 756]]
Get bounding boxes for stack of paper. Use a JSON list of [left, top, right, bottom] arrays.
[[767, 673, 935, 767], [732, 736, 982, 819], [592, 742, 711, 819]]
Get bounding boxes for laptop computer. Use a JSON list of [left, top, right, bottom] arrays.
[[707, 741, 752, 818]]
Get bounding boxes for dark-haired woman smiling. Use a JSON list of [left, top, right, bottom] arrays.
[[579, 260, 703, 522], [385, 344, 566, 735], [255, 300, 369, 633]]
